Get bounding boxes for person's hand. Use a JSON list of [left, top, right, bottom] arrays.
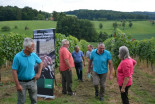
[[109, 74, 113, 80], [16, 84, 23, 91], [87, 68, 90, 74], [69, 67, 73, 71], [34, 73, 41, 81], [121, 88, 125, 93], [83, 62, 86, 67]]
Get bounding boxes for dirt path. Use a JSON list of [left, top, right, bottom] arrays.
[[0, 66, 155, 104], [54, 67, 155, 104]]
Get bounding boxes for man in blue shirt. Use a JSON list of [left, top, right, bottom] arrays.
[[86, 45, 93, 80], [87, 43, 113, 101], [72, 45, 85, 81], [12, 38, 43, 104]]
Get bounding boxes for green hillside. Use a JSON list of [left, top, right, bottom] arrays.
[[92, 21, 155, 40], [0, 20, 155, 40], [0, 21, 57, 37]]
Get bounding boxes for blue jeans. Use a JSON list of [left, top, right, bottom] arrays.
[[74, 62, 83, 80]]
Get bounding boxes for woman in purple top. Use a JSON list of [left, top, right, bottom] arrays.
[[117, 46, 137, 104]]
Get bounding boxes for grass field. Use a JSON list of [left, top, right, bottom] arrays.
[[0, 20, 155, 40], [0, 20, 57, 37], [0, 60, 155, 104], [92, 21, 155, 40]]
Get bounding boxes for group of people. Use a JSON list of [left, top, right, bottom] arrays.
[[12, 37, 136, 104], [58, 39, 137, 104]]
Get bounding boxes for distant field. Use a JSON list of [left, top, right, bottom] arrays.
[[0, 20, 57, 37], [92, 21, 155, 40], [0, 20, 155, 40]]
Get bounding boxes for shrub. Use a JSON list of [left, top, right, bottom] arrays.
[[1, 26, 11, 31], [25, 26, 29, 30], [14, 25, 18, 29], [0, 33, 26, 61]]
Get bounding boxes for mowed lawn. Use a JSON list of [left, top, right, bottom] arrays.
[[0, 20, 57, 37], [92, 21, 155, 40]]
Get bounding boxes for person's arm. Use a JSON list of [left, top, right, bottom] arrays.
[[121, 77, 130, 93], [12, 70, 22, 91], [65, 59, 73, 71], [87, 59, 92, 73], [34, 62, 43, 81], [87, 57, 90, 62], [121, 61, 131, 92], [82, 56, 85, 67], [108, 60, 113, 80]]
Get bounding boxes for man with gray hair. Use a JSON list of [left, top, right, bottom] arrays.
[[72, 45, 85, 81], [12, 37, 43, 104], [87, 42, 113, 101], [59, 39, 74, 95]]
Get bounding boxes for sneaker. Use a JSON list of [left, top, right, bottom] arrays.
[[100, 97, 104, 101]]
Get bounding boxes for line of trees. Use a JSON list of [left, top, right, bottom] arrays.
[[0, 6, 51, 21], [56, 13, 98, 42], [112, 21, 133, 32], [65, 9, 153, 20], [53, 11, 110, 42]]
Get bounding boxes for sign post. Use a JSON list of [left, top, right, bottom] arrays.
[[33, 28, 55, 99]]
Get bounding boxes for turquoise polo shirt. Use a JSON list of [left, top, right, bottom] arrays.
[[12, 50, 41, 80], [90, 49, 112, 74]]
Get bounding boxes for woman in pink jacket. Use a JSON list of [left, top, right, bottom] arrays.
[[117, 46, 137, 104]]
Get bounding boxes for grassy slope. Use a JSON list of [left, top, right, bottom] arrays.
[[0, 20, 57, 37], [92, 21, 155, 40], [0, 20, 155, 40]]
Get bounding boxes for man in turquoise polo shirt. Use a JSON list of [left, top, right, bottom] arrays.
[[87, 43, 113, 101], [12, 38, 43, 104]]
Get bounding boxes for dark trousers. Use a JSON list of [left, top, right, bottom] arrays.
[[119, 86, 131, 104], [61, 70, 72, 94], [75, 62, 83, 80]]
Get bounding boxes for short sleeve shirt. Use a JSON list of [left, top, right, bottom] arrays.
[[117, 58, 137, 86], [12, 50, 41, 80], [59, 47, 74, 71], [90, 49, 112, 74], [86, 51, 91, 59], [72, 50, 84, 63]]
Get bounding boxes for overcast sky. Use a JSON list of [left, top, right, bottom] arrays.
[[0, 0, 155, 13]]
